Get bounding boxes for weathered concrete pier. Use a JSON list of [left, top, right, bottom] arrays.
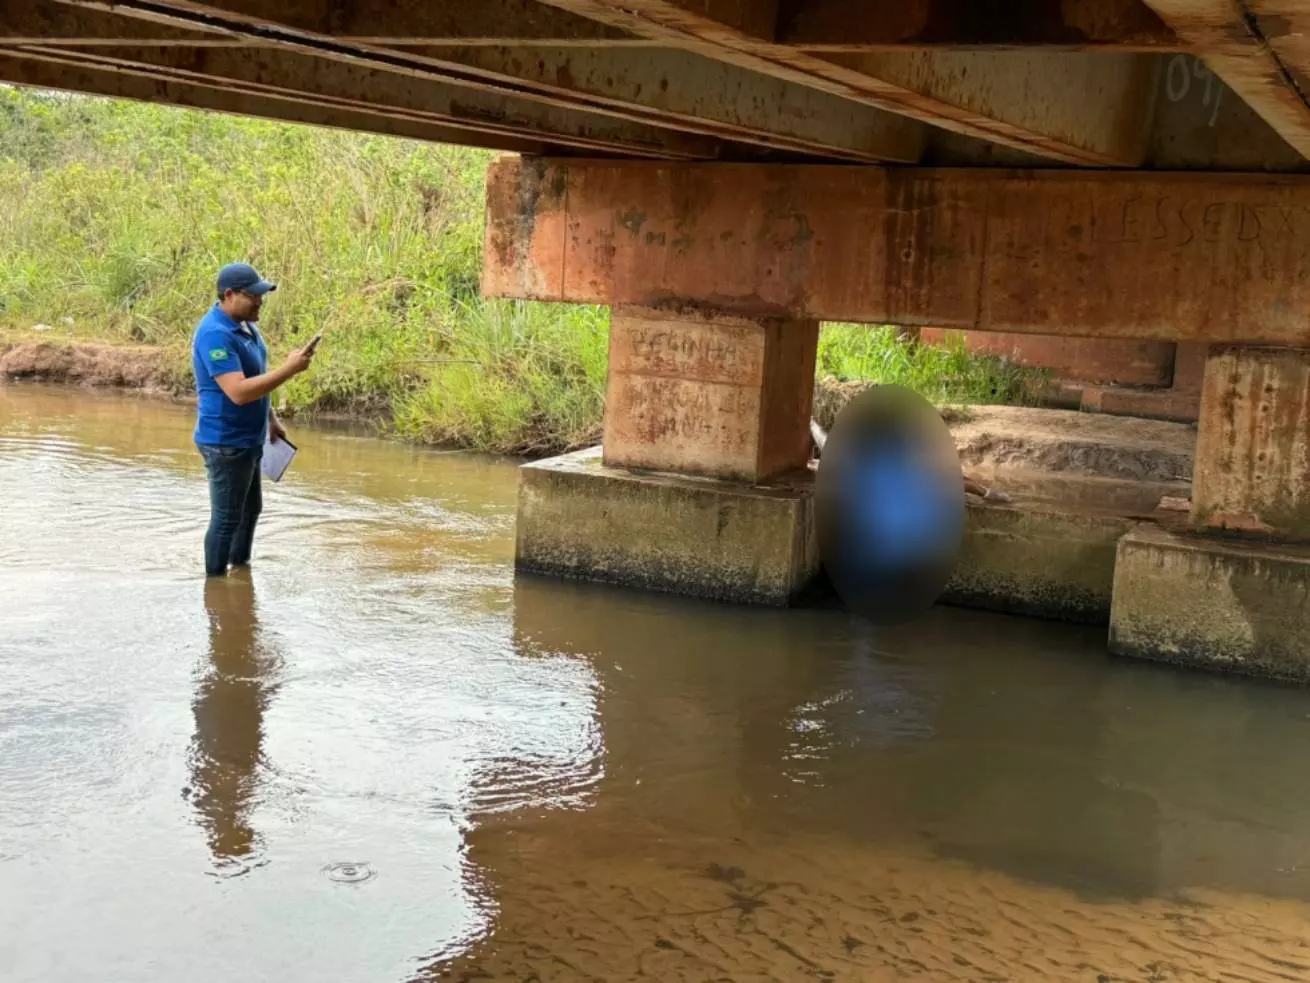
[[15, 0, 1310, 679], [488, 157, 1310, 678]]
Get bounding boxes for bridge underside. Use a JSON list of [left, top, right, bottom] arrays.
[[15, 0, 1310, 679], [490, 156, 1310, 681], [11, 0, 1310, 171]]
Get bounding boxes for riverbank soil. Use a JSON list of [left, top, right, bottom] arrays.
[[0, 338, 184, 393]]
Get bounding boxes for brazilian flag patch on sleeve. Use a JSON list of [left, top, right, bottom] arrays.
[[208, 347, 229, 362]]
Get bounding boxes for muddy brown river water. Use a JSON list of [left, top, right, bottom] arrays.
[[3, 384, 1310, 983]]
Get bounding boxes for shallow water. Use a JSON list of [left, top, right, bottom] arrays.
[[3, 384, 1310, 983]]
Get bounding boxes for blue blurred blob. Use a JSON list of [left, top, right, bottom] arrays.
[[814, 385, 966, 625], [842, 443, 959, 571]]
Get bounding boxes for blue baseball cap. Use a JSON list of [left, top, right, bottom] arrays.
[[216, 262, 277, 298]]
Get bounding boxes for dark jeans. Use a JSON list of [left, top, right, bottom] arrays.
[[198, 444, 263, 577]]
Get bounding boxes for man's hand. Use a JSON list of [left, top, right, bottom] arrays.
[[269, 417, 289, 444], [281, 345, 315, 377], [214, 345, 316, 407]]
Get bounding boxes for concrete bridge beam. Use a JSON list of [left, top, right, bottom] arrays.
[[0, 52, 547, 153], [6, 43, 719, 159], [45, 0, 924, 163], [536, 0, 1165, 164], [916, 333, 1179, 391], [1143, 0, 1310, 160], [483, 157, 1310, 346]]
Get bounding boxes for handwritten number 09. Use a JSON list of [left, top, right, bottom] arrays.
[[1166, 55, 1223, 127]]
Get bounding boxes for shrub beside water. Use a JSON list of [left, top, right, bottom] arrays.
[[0, 88, 1044, 455]]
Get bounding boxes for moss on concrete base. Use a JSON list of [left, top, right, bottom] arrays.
[[943, 502, 1136, 624], [1110, 526, 1310, 681], [516, 447, 818, 606]]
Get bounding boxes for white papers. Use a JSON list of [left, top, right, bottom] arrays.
[[261, 436, 297, 482]]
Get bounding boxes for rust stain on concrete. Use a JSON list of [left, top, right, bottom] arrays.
[[603, 307, 816, 482], [484, 159, 1310, 345], [1193, 346, 1310, 539]]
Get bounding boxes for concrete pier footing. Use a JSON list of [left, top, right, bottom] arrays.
[[944, 502, 1137, 625], [1110, 527, 1310, 681], [516, 447, 817, 606], [515, 304, 823, 606], [515, 386, 1310, 681], [1102, 345, 1310, 681]]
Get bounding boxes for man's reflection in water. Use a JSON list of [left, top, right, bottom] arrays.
[[186, 570, 281, 875]]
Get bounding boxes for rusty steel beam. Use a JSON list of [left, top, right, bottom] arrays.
[[53, 0, 636, 44], [11, 45, 718, 158], [22, 0, 1181, 51], [49, 0, 922, 161], [0, 52, 546, 152], [534, 0, 1160, 165], [779, 0, 1185, 53], [1, 0, 248, 45], [818, 48, 1160, 165], [1142, 0, 1310, 159], [483, 157, 1310, 346], [408, 44, 924, 161]]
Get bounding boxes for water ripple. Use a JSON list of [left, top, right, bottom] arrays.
[[322, 861, 377, 885]]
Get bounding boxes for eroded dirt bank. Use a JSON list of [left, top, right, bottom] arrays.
[[0, 338, 186, 394]]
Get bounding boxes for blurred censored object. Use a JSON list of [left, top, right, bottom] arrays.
[[815, 385, 966, 626]]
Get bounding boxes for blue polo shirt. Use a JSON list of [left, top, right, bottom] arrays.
[[192, 304, 270, 448]]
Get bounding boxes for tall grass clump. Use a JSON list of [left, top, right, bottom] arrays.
[[391, 300, 608, 454], [817, 324, 1049, 405]]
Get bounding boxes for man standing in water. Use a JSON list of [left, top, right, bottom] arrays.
[[192, 263, 315, 577]]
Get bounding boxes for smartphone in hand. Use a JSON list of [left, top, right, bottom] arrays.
[[304, 333, 323, 356]]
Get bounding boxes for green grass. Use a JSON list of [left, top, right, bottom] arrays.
[[817, 324, 1047, 406], [0, 87, 1043, 455]]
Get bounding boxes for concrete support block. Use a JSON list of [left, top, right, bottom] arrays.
[[1046, 342, 1208, 423], [920, 329, 1176, 387], [1110, 526, 1310, 681], [516, 447, 818, 606], [943, 502, 1136, 624], [1075, 384, 1201, 423], [604, 307, 818, 482], [1193, 346, 1310, 537], [1171, 342, 1209, 393]]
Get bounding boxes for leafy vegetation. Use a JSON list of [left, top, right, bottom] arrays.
[[817, 324, 1045, 406], [0, 87, 1043, 454]]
